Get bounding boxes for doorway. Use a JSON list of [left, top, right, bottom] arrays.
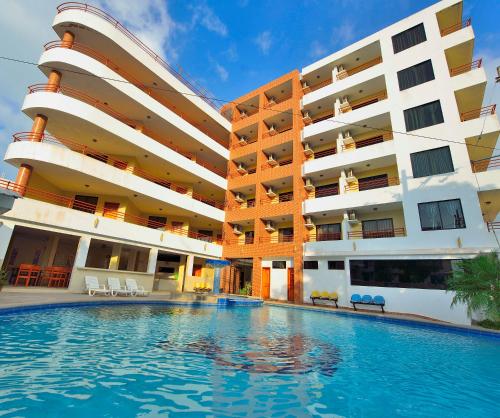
[[261, 267, 270, 299], [287, 267, 294, 301]]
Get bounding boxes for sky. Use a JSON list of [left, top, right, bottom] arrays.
[[0, 0, 499, 179]]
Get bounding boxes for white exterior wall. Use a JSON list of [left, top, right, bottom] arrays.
[[262, 258, 293, 301]]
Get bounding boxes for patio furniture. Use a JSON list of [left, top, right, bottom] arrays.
[[125, 278, 150, 297], [350, 293, 385, 313], [310, 290, 338, 307], [14, 264, 42, 286], [107, 277, 132, 296], [45, 267, 72, 287], [85, 276, 110, 296]]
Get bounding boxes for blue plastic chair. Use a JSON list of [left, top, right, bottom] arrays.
[[362, 294, 373, 304], [350, 294, 362, 303], [373, 295, 386, 313]]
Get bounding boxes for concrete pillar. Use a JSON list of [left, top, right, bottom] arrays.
[[46, 235, 60, 267], [339, 169, 347, 195], [332, 65, 339, 81], [127, 249, 138, 271], [147, 248, 158, 274], [341, 212, 349, 241], [29, 114, 48, 141], [62, 31, 75, 48], [68, 236, 91, 291], [336, 131, 344, 153], [0, 223, 14, 269], [47, 70, 62, 92], [334, 97, 341, 116], [185, 254, 195, 277], [108, 244, 122, 270], [15, 164, 33, 194]]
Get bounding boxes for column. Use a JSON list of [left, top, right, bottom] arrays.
[[108, 244, 122, 270], [339, 169, 347, 195], [147, 248, 158, 274], [61, 31, 75, 48], [46, 235, 60, 267], [334, 97, 341, 116], [336, 131, 344, 154], [0, 223, 14, 269], [185, 254, 195, 277], [68, 236, 91, 291], [341, 212, 349, 241], [331, 65, 339, 82]]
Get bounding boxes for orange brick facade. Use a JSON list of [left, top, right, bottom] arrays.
[[221, 71, 307, 302]]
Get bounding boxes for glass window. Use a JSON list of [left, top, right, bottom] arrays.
[[278, 228, 294, 243], [303, 261, 319, 270], [398, 59, 435, 90], [411, 146, 454, 178], [350, 259, 453, 289], [148, 216, 167, 229], [316, 223, 341, 241], [244, 231, 254, 244], [358, 174, 389, 191], [328, 260, 345, 270], [418, 199, 465, 230], [404, 100, 444, 131], [315, 183, 339, 198], [272, 261, 286, 269], [392, 23, 427, 53], [362, 218, 394, 238], [279, 191, 294, 202]]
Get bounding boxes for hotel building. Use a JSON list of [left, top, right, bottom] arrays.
[[0, 0, 498, 325]]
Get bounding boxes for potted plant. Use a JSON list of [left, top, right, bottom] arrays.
[[0, 269, 8, 292], [447, 252, 500, 329]]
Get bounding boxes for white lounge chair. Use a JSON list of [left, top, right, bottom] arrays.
[[107, 277, 132, 296], [85, 276, 109, 296], [125, 278, 150, 297]]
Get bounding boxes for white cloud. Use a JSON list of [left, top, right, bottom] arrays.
[[310, 41, 327, 58], [209, 57, 229, 82], [331, 20, 356, 46], [254, 31, 273, 55], [223, 44, 239, 62], [189, 2, 228, 37]]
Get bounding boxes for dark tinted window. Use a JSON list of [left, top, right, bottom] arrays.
[[418, 199, 465, 230], [398, 60, 435, 90], [392, 23, 426, 53], [73, 195, 98, 214], [328, 261, 345, 270], [350, 259, 453, 289], [404, 100, 444, 131], [272, 261, 286, 269], [411, 146, 454, 178], [303, 261, 319, 270]]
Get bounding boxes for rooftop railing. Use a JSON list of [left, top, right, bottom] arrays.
[[440, 18, 471, 37], [336, 56, 382, 80], [12, 132, 225, 210], [449, 59, 482, 77], [56, 2, 219, 110], [460, 105, 496, 122], [0, 178, 221, 244], [27, 84, 226, 178]]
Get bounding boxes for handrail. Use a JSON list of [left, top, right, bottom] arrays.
[[225, 238, 254, 245], [0, 178, 221, 243], [341, 132, 393, 151], [487, 221, 500, 232], [449, 59, 482, 77], [56, 2, 219, 109], [260, 235, 294, 243], [471, 155, 500, 173], [262, 125, 293, 139], [227, 167, 257, 179], [264, 92, 293, 108], [27, 84, 226, 178], [306, 232, 342, 242], [261, 157, 293, 170], [313, 147, 336, 159], [310, 109, 335, 124], [314, 185, 339, 198], [460, 105, 496, 122], [231, 135, 258, 149], [302, 78, 332, 94], [232, 106, 259, 122], [345, 176, 399, 192], [12, 132, 225, 209], [440, 18, 471, 37], [336, 56, 382, 80], [340, 90, 387, 114], [348, 228, 405, 239], [44, 40, 228, 148]]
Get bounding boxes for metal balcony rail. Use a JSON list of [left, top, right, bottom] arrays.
[[470, 155, 500, 173], [449, 58, 482, 77], [348, 228, 405, 239], [231, 135, 258, 149], [264, 92, 293, 108], [262, 125, 293, 139], [345, 176, 400, 192], [440, 18, 471, 37], [232, 106, 259, 122], [460, 105, 496, 122], [313, 147, 336, 159], [310, 109, 335, 124], [227, 167, 256, 179], [306, 232, 342, 242], [0, 178, 221, 244], [57, 2, 219, 110], [487, 221, 500, 232], [44, 41, 228, 148], [314, 186, 339, 198], [303, 78, 333, 94], [12, 132, 225, 210], [260, 234, 294, 243], [27, 84, 226, 178], [279, 192, 294, 202], [336, 56, 383, 80], [342, 132, 393, 151], [261, 158, 293, 170], [340, 90, 388, 114], [225, 237, 254, 245]]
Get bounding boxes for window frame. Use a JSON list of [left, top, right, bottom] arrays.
[[392, 23, 427, 53], [404, 100, 444, 132], [410, 146, 454, 178], [272, 261, 286, 269], [418, 199, 466, 231], [303, 260, 319, 270], [397, 59, 435, 91], [328, 260, 345, 270]]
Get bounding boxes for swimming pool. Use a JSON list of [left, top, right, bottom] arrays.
[[0, 304, 498, 417]]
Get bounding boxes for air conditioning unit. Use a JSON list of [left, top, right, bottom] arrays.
[[346, 168, 356, 182], [305, 216, 315, 229], [302, 111, 312, 125], [268, 96, 277, 105], [302, 80, 309, 89], [239, 135, 248, 144], [265, 220, 275, 232], [268, 124, 277, 136], [237, 162, 248, 175], [304, 178, 315, 192], [266, 187, 276, 198], [343, 130, 354, 144], [347, 210, 359, 223], [303, 142, 314, 156], [337, 65, 345, 72], [339, 96, 350, 112], [233, 224, 243, 235], [240, 109, 248, 118], [234, 192, 245, 203], [267, 153, 278, 167]]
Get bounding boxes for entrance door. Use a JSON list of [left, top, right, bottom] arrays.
[[287, 267, 294, 301], [261, 267, 270, 299]]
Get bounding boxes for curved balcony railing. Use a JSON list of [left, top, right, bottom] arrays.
[[440, 18, 471, 37], [460, 105, 496, 122], [449, 59, 482, 77], [12, 132, 225, 210], [27, 84, 226, 178], [0, 178, 222, 244], [43, 41, 227, 148], [348, 228, 405, 239], [471, 155, 500, 173], [56, 2, 219, 110]]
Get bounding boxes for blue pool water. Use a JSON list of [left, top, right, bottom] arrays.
[[0, 304, 498, 417]]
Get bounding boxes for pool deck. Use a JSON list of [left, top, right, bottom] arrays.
[[0, 288, 498, 336]]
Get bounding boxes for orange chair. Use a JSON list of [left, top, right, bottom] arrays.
[[45, 267, 71, 287], [14, 264, 42, 286]]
